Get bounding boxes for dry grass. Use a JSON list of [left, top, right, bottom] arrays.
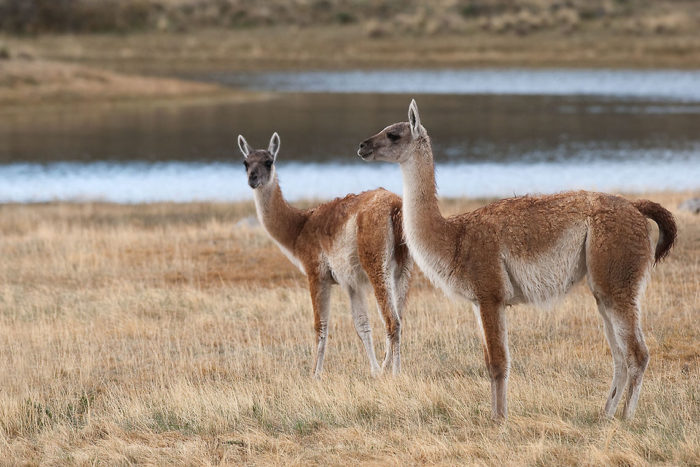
[[2, 0, 699, 36], [0, 57, 247, 107], [6, 24, 700, 75], [1, 5, 699, 108], [5, 17, 700, 79], [0, 192, 698, 464]]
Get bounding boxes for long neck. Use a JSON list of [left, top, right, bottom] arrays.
[[399, 137, 449, 236], [253, 173, 307, 254], [398, 136, 459, 284]]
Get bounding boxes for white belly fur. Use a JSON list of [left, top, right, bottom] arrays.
[[326, 215, 368, 289], [502, 226, 588, 306]]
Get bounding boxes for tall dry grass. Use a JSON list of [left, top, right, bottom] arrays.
[[0, 193, 698, 464]]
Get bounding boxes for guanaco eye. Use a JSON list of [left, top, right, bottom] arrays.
[[243, 160, 249, 169], [387, 132, 401, 142], [264, 160, 273, 168]]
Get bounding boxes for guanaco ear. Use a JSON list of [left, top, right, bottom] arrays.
[[238, 135, 252, 158], [268, 132, 281, 161], [408, 99, 422, 139]]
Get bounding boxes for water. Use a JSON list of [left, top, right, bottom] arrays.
[[1, 69, 698, 202], [205, 69, 700, 102], [1, 157, 697, 203]]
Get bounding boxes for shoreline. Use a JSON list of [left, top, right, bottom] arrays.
[[2, 25, 700, 107], [0, 191, 696, 210], [7, 26, 700, 73], [0, 57, 274, 110], [2, 16, 698, 464], [0, 159, 697, 204]]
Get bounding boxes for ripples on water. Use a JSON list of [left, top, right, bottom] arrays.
[[205, 69, 700, 101], [2, 154, 697, 203], [1, 69, 699, 202]]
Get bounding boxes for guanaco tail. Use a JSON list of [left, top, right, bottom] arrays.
[[357, 100, 676, 420]]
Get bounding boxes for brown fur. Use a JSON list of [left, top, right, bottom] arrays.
[[239, 133, 412, 377], [293, 189, 410, 285], [272, 187, 411, 376], [358, 100, 677, 420], [633, 199, 678, 263]]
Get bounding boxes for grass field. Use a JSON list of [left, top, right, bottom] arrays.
[[0, 192, 698, 464], [7, 25, 700, 75], [3, 20, 700, 109]]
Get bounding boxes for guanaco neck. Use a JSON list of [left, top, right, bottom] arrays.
[[253, 171, 308, 255], [399, 136, 453, 256]]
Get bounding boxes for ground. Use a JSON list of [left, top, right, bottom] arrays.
[[2, 21, 700, 107], [0, 57, 229, 106], [0, 192, 697, 464]]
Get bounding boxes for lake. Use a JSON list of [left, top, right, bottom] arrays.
[[1, 69, 698, 202]]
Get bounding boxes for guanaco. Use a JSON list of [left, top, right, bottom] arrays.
[[357, 100, 676, 419], [238, 132, 412, 377]]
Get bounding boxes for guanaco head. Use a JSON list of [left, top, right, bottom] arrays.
[[237, 132, 280, 189], [358, 99, 427, 163]]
